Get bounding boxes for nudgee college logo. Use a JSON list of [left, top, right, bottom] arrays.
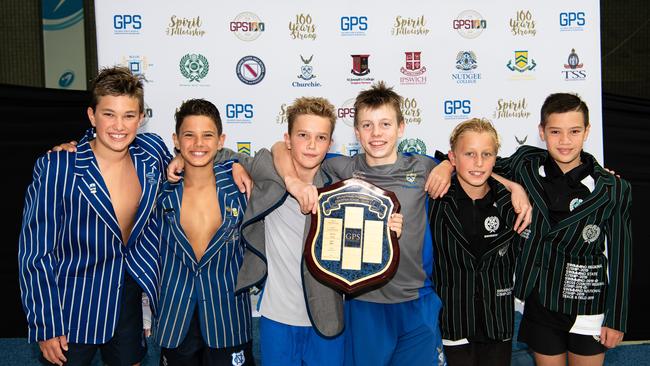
[[180, 54, 209, 82]]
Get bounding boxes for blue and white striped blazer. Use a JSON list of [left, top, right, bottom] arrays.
[[18, 128, 171, 344], [150, 160, 251, 349]]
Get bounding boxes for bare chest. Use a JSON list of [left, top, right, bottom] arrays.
[[180, 187, 222, 262], [101, 162, 142, 244]]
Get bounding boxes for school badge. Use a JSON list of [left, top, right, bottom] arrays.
[[484, 216, 500, 233], [506, 50, 536, 72], [582, 224, 601, 243], [231, 350, 245, 366], [305, 178, 401, 294], [456, 51, 478, 71], [298, 55, 316, 80], [180, 53, 209, 82], [569, 198, 583, 211], [397, 138, 427, 154]]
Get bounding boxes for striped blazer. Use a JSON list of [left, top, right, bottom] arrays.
[[495, 145, 632, 332], [18, 129, 171, 344], [429, 178, 522, 341], [151, 160, 251, 349]]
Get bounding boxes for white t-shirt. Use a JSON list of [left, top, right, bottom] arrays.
[[259, 196, 311, 326]]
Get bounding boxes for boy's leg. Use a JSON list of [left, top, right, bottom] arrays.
[[302, 325, 344, 366], [100, 272, 147, 366], [388, 292, 443, 366], [159, 309, 203, 366], [259, 316, 303, 366], [565, 332, 606, 366]]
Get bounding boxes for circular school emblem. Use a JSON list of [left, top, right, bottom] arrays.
[[582, 224, 601, 243], [397, 138, 427, 154], [484, 216, 500, 233], [180, 53, 209, 82], [569, 198, 583, 211]]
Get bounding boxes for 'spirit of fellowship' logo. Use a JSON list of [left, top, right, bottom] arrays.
[[237, 142, 251, 156], [293, 55, 322, 87], [563, 48, 587, 81], [348, 55, 374, 85], [454, 10, 486, 39], [453, 51, 481, 84], [276, 103, 289, 124], [510, 10, 536, 36], [401, 98, 422, 125], [167, 15, 205, 37], [398, 138, 426, 154], [236, 56, 266, 85], [391, 15, 430, 36], [493, 98, 531, 119], [507, 50, 537, 73], [582, 224, 601, 243], [289, 13, 317, 40], [230, 12, 265, 41], [484, 216, 500, 233], [337, 98, 356, 127], [400, 52, 427, 85], [180, 53, 209, 82]]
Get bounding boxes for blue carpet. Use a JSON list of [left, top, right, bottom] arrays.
[[2, 316, 648, 365]]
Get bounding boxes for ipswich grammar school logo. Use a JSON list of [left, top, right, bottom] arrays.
[[180, 53, 209, 82]]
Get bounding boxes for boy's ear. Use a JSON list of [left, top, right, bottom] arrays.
[[284, 132, 291, 150], [448, 149, 457, 167], [218, 133, 226, 150], [172, 133, 180, 152], [584, 124, 591, 141], [538, 124, 546, 142], [87, 107, 96, 127]]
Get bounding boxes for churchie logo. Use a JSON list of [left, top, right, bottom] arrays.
[[166, 15, 205, 37], [230, 12, 265, 41], [492, 98, 531, 119], [289, 13, 317, 40], [391, 15, 430, 36], [509, 10, 536, 36], [293, 55, 322, 87], [400, 98, 422, 125]]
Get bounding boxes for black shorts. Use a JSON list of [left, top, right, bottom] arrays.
[[40, 271, 147, 366], [160, 308, 255, 366], [444, 340, 512, 366], [518, 291, 606, 356]]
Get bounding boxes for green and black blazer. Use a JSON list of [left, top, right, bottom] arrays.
[[428, 178, 523, 341], [495, 145, 632, 332]]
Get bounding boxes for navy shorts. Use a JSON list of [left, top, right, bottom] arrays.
[[444, 340, 512, 366], [40, 271, 147, 366], [159, 308, 255, 366]]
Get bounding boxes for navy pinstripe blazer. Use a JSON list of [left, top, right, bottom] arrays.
[[18, 129, 172, 344], [150, 160, 251, 349]]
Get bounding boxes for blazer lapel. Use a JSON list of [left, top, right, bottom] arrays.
[[74, 136, 123, 244], [126, 147, 162, 249], [440, 184, 475, 259], [161, 185, 198, 267]]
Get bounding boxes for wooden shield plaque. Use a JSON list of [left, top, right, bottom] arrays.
[[304, 178, 400, 294]]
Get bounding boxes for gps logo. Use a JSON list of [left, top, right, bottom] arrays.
[[444, 100, 471, 115], [113, 15, 142, 31], [559, 12, 585, 27], [337, 98, 356, 127], [226, 104, 254, 119], [341, 16, 368, 31]]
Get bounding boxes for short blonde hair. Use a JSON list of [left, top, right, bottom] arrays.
[[287, 97, 337, 135], [449, 118, 500, 152]]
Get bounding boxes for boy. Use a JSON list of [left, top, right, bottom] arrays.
[[147, 99, 254, 365], [433, 93, 632, 366], [18, 66, 172, 366], [429, 118, 522, 365]]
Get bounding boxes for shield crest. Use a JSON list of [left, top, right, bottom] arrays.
[[305, 178, 400, 294], [515, 51, 528, 70]]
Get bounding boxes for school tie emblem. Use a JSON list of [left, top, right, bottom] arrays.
[[582, 224, 601, 243]]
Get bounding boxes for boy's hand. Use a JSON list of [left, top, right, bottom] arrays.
[[426, 160, 453, 199], [509, 182, 532, 233], [39, 335, 68, 366], [285, 176, 318, 214], [388, 213, 404, 239], [48, 140, 77, 153], [232, 163, 253, 200], [167, 155, 185, 183], [600, 327, 624, 348]]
